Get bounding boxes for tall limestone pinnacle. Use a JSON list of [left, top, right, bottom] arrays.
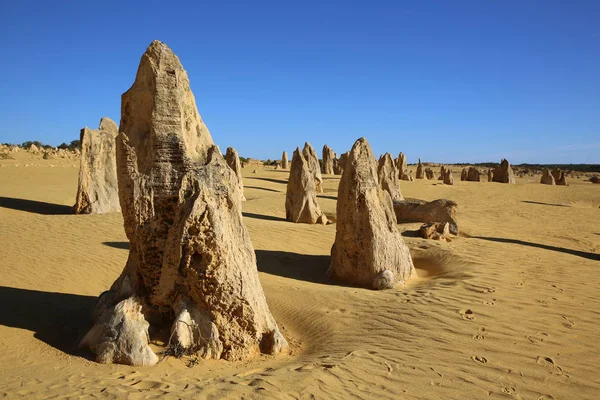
[[80, 40, 288, 366]]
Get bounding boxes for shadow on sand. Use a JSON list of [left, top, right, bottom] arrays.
[[474, 236, 600, 261], [521, 200, 570, 208], [243, 212, 287, 222], [0, 197, 72, 215], [0, 286, 96, 358], [247, 177, 288, 185], [245, 186, 282, 193], [256, 250, 332, 284]]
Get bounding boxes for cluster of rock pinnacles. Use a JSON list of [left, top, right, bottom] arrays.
[[75, 40, 529, 367]]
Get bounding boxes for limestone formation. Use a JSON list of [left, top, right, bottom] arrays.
[[225, 147, 246, 201], [441, 166, 454, 185], [551, 169, 567, 185], [377, 153, 404, 202], [488, 168, 493, 182], [401, 173, 414, 181], [285, 148, 328, 224], [302, 142, 323, 193], [415, 159, 424, 179], [329, 137, 415, 289], [281, 151, 288, 169], [73, 118, 121, 214], [393, 199, 458, 235], [80, 40, 287, 367], [333, 157, 342, 175], [540, 169, 556, 185], [460, 168, 468, 181], [337, 152, 349, 175], [467, 167, 481, 182], [322, 145, 335, 175], [492, 159, 516, 184], [396, 152, 407, 178], [29, 144, 39, 154], [424, 167, 434, 180], [419, 222, 451, 240]]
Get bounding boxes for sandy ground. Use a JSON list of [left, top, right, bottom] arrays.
[[0, 152, 599, 399]]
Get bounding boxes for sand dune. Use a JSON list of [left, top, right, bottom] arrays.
[[1, 153, 599, 399]]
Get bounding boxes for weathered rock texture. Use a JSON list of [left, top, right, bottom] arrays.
[[424, 167, 434, 180], [419, 222, 451, 240], [540, 169, 556, 185], [440, 166, 454, 185], [396, 152, 407, 178], [80, 41, 287, 367], [302, 142, 323, 193], [401, 173, 414, 181], [285, 147, 328, 224], [492, 159, 516, 184], [460, 168, 468, 181], [393, 199, 458, 235], [73, 118, 121, 214], [281, 151, 288, 169], [329, 138, 415, 289], [551, 169, 567, 185], [322, 145, 335, 175], [377, 153, 404, 202], [415, 159, 424, 179], [488, 169, 493, 182], [333, 157, 342, 175], [225, 147, 246, 201]]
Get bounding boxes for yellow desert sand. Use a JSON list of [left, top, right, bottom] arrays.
[[1, 151, 599, 399]]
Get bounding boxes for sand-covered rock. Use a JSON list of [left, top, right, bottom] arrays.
[[285, 147, 328, 224], [416, 158, 424, 179], [29, 144, 39, 154], [80, 40, 287, 366], [552, 169, 567, 185], [281, 151, 288, 169], [322, 144, 335, 175], [396, 152, 407, 178], [225, 147, 246, 201], [73, 118, 120, 214], [461, 168, 468, 181], [377, 152, 404, 202], [329, 137, 415, 289], [540, 169, 556, 185], [488, 168, 493, 182], [492, 159, 516, 184], [468, 167, 481, 182], [393, 199, 458, 235], [303, 142, 323, 193], [419, 222, 451, 240]]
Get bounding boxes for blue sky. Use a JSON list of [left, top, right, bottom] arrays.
[[1, 0, 598, 163]]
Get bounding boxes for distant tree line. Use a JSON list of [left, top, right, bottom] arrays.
[[1, 140, 82, 151]]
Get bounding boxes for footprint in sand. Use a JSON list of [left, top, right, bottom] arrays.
[[471, 355, 488, 364], [527, 332, 549, 344], [536, 357, 564, 375], [501, 386, 517, 395], [538, 395, 555, 400], [511, 282, 524, 287], [483, 298, 496, 306], [458, 309, 475, 320], [561, 316, 575, 329], [472, 327, 486, 341]]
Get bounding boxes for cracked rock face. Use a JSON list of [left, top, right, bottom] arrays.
[[377, 152, 404, 202], [73, 118, 120, 214], [322, 144, 335, 175], [492, 159, 516, 184], [80, 40, 287, 366], [329, 137, 415, 289]]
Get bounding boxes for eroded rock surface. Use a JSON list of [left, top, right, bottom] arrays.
[[329, 138, 415, 289], [80, 40, 287, 366], [285, 147, 328, 224], [73, 117, 120, 214]]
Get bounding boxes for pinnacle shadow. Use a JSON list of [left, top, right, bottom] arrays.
[[473, 236, 600, 261], [0, 286, 96, 359], [243, 212, 287, 222], [245, 186, 282, 193], [0, 197, 72, 215], [521, 200, 570, 208], [247, 177, 288, 185], [255, 250, 334, 285]]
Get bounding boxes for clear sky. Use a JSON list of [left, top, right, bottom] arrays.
[[1, 0, 598, 164]]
